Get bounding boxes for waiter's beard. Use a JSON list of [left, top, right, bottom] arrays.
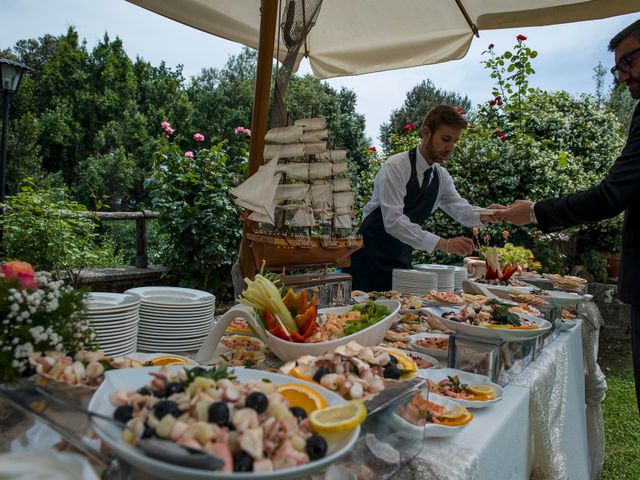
[[425, 138, 449, 165]]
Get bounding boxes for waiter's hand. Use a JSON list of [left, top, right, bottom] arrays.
[[479, 203, 506, 223], [436, 236, 474, 256]]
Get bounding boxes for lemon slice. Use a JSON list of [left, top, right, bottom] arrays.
[[277, 383, 328, 415], [386, 350, 417, 377], [309, 400, 367, 433], [146, 355, 190, 366], [438, 405, 467, 420], [467, 384, 495, 396]]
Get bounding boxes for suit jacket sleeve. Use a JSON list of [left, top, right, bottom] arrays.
[[534, 103, 640, 232]]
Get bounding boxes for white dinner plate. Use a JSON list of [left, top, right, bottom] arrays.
[[409, 332, 450, 360], [140, 303, 215, 313], [417, 368, 503, 408], [125, 287, 215, 306], [393, 392, 471, 438], [89, 367, 359, 480], [422, 306, 552, 342], [85, 293, 141, 312]]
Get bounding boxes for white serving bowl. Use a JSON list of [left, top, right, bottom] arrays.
[[195, 299, 400, 363]]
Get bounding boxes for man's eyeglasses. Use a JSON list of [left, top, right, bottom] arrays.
[[611, 47, 640, 79]]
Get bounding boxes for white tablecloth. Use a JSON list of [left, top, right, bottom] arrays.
[[400, 324, 589, 480]]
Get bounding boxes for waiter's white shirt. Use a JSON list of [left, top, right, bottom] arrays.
[[361, 148, 483, 252]]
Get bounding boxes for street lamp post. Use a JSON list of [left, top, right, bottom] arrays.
[[0, 59, 30, 257], [0, 58, 30, 207]]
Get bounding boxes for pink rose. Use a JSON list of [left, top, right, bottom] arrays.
[[502, 230, 510, 239], [160, 121, 174, 136], [0, 260, 38, 289], [234, 126, 251, 137], [193, 133, 205, 142], [184, 151, 194, 159]]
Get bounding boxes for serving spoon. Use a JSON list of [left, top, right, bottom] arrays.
[[0, 385, 224, 471]]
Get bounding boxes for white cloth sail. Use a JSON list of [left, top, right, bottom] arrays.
[[265, 126, 303, 144], [332, 178, 351, 192], [301, 129, 328, 143], [294, 118, 326, 130], [304, 142, 328, 155], [333, 191, 355, 214], [275, 184, 309, 202], [316, 150, 347, 162], [264, 143, 305, 160], [310, 182, 333, 211], [230, 156, 282, 225], [334, 214, 352, 229], [289, 206, 315, 227]]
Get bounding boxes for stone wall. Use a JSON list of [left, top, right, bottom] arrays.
[[75, 266, 171, 293], [587, 281, 632, 339]]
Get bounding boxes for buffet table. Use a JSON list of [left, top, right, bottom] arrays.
[[399, 322, 589, 480], [1, 318, 593, 480]]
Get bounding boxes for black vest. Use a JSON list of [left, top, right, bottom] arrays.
[[348, 147, 440, 291]]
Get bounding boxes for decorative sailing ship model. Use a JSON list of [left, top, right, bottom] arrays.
[[231, 118, 363, 271]]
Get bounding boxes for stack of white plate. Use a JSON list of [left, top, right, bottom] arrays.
[[124, 286, 215, 353], [392, 269, 438, 295], [453, 266, 468, 291], [413, 264, 455, 291], [85, 293, 140, 356]]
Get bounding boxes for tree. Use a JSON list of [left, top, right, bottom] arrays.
[[379, 79, 472, 145]]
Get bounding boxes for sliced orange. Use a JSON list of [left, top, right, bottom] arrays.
[[146, 355, 190, 366], [277, 383, 328, 415]]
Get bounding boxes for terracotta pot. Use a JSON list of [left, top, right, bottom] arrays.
[[605, 253, 620, 278], [463, 256, 486, 278]]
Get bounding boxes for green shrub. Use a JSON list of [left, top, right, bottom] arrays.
[[579, 249, 608, 281], [2, 179, 125, 285], [145, 129, 248, 298]]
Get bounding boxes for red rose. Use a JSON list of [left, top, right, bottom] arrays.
[[454, 106, 466, 115], [488, 43, 494, 50], [517, 34, 527, 41], [402, 123, 417, 133], [368, 146, 377, 153]]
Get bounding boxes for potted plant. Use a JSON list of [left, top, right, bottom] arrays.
[[582, 216, 623, 279]]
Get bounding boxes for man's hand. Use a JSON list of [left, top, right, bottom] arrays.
[[436, 236, 474, 256], [503, 200, 534, 226], [479, 203, 506, 223]]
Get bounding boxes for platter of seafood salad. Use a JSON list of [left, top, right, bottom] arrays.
[[89, 365, 364, 480], [422, 297, 551, 341]]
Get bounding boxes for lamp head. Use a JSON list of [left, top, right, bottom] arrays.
[[0, 58, 31, 94]]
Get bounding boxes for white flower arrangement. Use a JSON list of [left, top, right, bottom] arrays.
[[0, 260, 96, 382]]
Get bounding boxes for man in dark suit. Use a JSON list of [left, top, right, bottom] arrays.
[[503, 19, 640, 412]]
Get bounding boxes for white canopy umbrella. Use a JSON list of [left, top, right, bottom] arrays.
[[128, 0, 639, 79]]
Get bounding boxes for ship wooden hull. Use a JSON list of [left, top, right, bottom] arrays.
[[246, 232, 363, 271]]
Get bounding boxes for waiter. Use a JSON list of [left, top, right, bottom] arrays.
[[348, 105, 503, 292]]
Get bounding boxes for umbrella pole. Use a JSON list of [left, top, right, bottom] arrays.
[[239, 0, 279, 279]]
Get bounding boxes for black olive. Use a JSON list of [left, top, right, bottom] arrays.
[[189, 366, 208, 376], [208, 402, 230, 426], [67, 351, 77, 360], [165, 382, 185, 396], [233, 452, 254, 472], [226, 420, 236, 431], [113, 405, 134, 424], [312, 367, 329, 383], [383, 363, 402, 379], [245, 392, 268, 414], [152, 385, 167, 398], [290, 406, 307, 422], [387, 355, 398, 366], [142, 425, 155, 438], [153, 400, 181, 420], [306, 434, 328, 460], [137, 386, 151, 396]]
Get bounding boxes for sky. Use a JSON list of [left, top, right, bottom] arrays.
[[2, 1, 640, 148]]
